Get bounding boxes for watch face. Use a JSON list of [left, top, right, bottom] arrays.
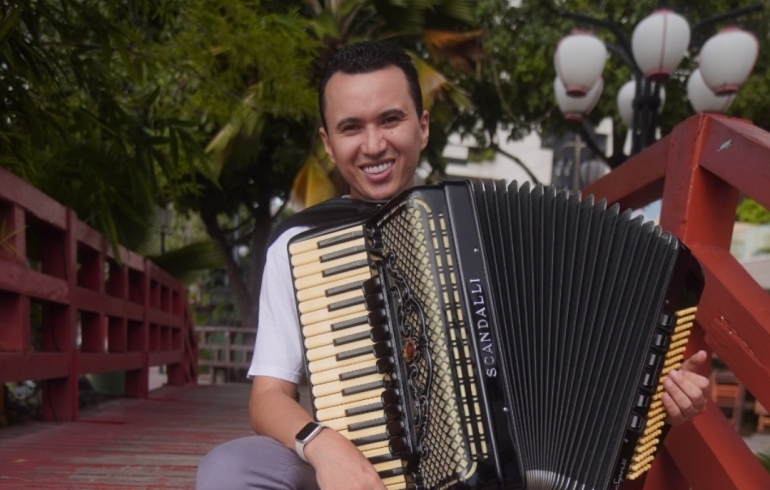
[[296, 422, 320, 441]]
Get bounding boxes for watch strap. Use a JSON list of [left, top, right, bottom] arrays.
[[294, 422, 329, 463]]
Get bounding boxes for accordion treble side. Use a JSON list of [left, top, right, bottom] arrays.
[[287, 180, 704, 490]]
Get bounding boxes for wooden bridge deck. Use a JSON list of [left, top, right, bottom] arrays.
[[0, 384, 254, 489]]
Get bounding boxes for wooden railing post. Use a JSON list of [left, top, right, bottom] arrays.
[[41, 209, 79, 421]]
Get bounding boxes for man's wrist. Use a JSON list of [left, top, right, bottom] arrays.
[[294, 422, 329, 462]]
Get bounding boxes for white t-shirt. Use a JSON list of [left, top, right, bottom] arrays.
[[247, 226, 310, 384]]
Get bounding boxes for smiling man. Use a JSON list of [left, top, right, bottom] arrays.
[[196, 41, 709, 490], [318, 61, 429, 201]]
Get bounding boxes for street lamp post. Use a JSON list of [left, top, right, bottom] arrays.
[[553, 4, 761, 164]]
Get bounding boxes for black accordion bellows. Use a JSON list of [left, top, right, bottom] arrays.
[[469, 180, 700, 489], [288, 180, 704, 490]]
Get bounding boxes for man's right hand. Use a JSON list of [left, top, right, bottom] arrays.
[[304, 428, 386, 490]]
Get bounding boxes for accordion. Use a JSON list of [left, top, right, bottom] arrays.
[[287, 180, 704, 490]]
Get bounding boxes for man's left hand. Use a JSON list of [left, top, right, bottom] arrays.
[[662, 350, 711, 426]]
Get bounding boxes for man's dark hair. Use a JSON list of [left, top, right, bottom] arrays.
[[318, 41, 423, 130]]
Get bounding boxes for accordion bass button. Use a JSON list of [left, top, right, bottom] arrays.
[[361, 276, 382, 295], [635, 393, 651, 409]]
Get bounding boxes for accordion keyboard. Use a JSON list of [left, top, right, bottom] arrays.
[[289, 224, 407, 490]]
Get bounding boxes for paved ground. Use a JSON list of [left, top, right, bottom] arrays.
[[1, 379, 768, 489], [0, 384, 254, 489]]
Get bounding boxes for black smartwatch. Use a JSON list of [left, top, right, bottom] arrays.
[[294, 422, 328, 462]]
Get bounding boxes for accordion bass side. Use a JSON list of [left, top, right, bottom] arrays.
[[287, 180, 704, 490]]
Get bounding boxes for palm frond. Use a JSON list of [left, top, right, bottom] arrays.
[[149, 240, 225, 284]]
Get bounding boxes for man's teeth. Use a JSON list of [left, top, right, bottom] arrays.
[[362, 161, 394, 174]]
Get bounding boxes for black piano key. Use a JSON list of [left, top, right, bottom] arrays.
[[368, 453, 398, 465], [342, 380, 387, 397], [318, 230, 365, 248], [345, 402, 383, 417], [320, 244, 367, 263], [348, 417, 386, 432], [339, 365, 379, 381], [331, 315, 368, 332], [333, 330, 371, 347], [337, 345, 373, 361], [377, 467, 405, 479], [328, 296, 366, 312], [352, 432, 389, 447], [325, 280, 365, 297], [322, 259, 370, 278]]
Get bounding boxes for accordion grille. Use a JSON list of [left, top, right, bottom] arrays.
[[377, 199, 482, 488]]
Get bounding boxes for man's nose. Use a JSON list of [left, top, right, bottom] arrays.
[[362, 127, 387, 155]]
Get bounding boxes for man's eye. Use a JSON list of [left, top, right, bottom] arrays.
[[341, 125, 359, 132], [383, 117, 399, 125]]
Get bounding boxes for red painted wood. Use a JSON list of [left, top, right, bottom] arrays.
[[665, 403, 770, 490], [0, 353, 70, 382], [0, 262, 69, 303], [692, 246, 770, 408], [0, 167, 67, 229], [582, 133, 668, 210], [0, 384, 254, 488], [0, 168, 195, 421], [588, 113, 770, 489], [699, 116, 770, 212], [78, 352, 145, 374], [660, 116, 741, 251], [149, 351, 183, 367], [73, 287, 145, 321]]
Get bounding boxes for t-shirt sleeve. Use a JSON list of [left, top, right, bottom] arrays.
[[247, 227, 308, 384]]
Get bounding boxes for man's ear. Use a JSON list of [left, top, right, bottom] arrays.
[[419, 110, 430, 150], [319, 126, 336, 165]]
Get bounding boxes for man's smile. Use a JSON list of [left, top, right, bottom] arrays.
[[360, 160, 395, 175]]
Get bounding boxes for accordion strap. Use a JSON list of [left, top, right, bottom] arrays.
[[267, 197, 383, 247]]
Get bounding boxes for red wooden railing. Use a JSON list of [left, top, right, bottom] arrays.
[[0, 166, 197, 422], [585, 114, 770, 490]]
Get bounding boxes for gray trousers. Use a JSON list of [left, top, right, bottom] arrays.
[[196, 436, 319, 490]]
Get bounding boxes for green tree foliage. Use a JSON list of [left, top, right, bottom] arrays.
[[460, 0, 770, 167], [0, 0, 214, 252], [736, 198, 770, 224]]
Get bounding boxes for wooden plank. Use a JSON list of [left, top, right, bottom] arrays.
[[78, 353, 144, 375], [0, 353, 70, 383], [149, 351, 183, 367], [147, 309, 183, 329], [699, 115, 770, 212], [0, 384, 254, 488], [692, 245, 770, 409], [0, 261, 69, 304], [665, 403, 770, 490], [583, 132, 669, 210], [0, 167, 67, 230], [72, 287, 145, 321]]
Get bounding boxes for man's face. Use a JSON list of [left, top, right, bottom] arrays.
[[319, 65, 429, 201]]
